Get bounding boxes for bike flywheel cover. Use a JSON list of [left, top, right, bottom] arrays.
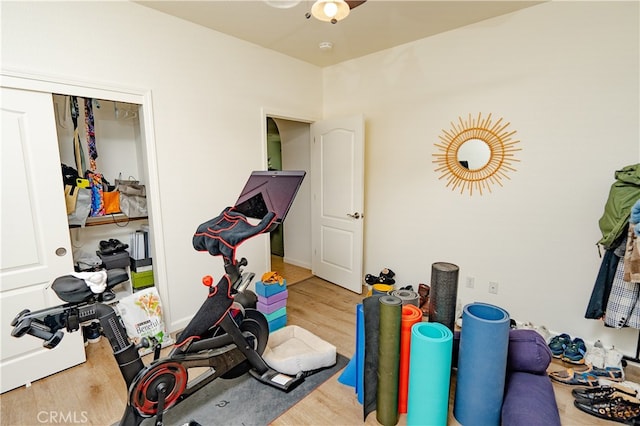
[[130, 361, 188, 416]]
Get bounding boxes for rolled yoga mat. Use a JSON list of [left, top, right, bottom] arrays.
[[453, 302, 510, 426], [372, 283, 394, 295], [398, 304, 423, 414], [338, 303, 364, 401], [363, 294, 383, 420], [356, 303, 364, 403], [338, 303, 364, 392], [428, 262, 459, 331], [390, 289, 420, 307], [376, 295, 402, 426], [406, 322, 454, 426]]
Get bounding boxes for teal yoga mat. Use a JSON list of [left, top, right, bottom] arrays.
[[406, 322, 453, 426], [453, 302, 510, 426]]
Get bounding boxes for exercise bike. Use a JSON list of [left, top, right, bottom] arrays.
[[10, 207, 304, 426]]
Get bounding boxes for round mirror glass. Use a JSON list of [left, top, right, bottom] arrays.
[[457, 139, 491, 170]]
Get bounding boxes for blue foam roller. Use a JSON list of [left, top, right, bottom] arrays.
[[407, 322, 453, 426], [453, 303, 510, 426], [356, 303, 365, 404]]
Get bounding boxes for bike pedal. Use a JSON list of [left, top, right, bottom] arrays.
[[249, 368, 304, 392]]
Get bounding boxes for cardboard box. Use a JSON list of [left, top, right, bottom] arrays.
[[131, 270, 154, 290]]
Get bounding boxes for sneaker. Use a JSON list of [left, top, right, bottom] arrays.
[[563, 337, 587, 364], [586, 345, 607, 369], [606, 346, 623, 369], [549, 333, 572, 358]]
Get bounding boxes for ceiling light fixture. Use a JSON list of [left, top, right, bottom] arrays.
[[264, 0, 302, 9], [311, 0, 350, 24]]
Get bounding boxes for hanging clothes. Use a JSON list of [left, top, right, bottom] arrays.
[[85, 98, 98, 172], [585, 165, 640, 320], [585, 249, 621, 319], [624, 222, 640, 283], [597, 164, 640, 249], [70, 96, 86, 176], [604, 259, 639, 328]]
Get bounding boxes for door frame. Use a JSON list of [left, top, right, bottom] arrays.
[[260, 108, 316, 271], [1, 68, 171, 327]]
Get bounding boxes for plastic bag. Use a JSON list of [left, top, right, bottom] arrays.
[[117, 287, 168, 348]]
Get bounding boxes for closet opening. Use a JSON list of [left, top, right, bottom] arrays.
[[265, 116, 313, 282]]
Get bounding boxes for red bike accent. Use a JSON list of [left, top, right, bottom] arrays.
[[131, 361, 188, 416], [202, 275, 214, 287]]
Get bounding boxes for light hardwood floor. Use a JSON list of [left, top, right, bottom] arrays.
[[0, 261, 625, 425]]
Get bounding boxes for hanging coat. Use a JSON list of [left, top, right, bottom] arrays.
[[598, 164, 640, 249]]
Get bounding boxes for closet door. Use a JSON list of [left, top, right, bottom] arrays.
[[0, 87, 85, 393]]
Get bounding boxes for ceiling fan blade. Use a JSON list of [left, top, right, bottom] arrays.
[[345, 0, 366, 10]]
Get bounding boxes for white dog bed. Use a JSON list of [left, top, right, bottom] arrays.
[[263, 325, 337, 375]]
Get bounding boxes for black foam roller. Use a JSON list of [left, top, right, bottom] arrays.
[[428, 262, 459, 332]]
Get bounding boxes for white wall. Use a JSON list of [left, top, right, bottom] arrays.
[[323, 1, 640, 355], [1, 1, 322, 332]]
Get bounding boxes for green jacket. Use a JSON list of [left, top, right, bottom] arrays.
[[598, 164, 640, 249]]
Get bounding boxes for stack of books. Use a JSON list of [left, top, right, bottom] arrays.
[[255, 279, 288, 332]]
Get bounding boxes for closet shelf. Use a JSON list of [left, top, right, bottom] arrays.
[[69, 214, 148, 228]]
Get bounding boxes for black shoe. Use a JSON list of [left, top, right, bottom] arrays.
[[377, 275, 395, 285], [380, 268, 395, 279], [101, 290, 116, 302], [99, 240, 117, 255], [364, 274, 379, 285], [109, 239, 129, 252]]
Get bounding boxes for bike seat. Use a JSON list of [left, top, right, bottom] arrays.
[[52, 269, 129, 303]]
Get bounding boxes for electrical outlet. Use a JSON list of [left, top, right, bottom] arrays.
[[466, 276, 475, 288], [489, 281, 499, 294]]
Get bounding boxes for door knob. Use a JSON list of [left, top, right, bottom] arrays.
[[347, 212, 362, 219]]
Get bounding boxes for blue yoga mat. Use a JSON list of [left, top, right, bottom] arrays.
[[406, 322, 453, 426], [338, 303, 365, 407], [356, 303, 364, 404], [453, 302, 510, 426]]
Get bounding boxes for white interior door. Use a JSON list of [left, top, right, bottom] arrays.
[[1, 87, 85, 393], [311, 114, 364, 293]]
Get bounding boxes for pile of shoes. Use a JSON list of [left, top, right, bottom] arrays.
[[98, 238, 128, 255], [548, 335, 627, 389], [572, 384, 640, 424], [548, 333, 588, 364], [364, 268, 395, 285]]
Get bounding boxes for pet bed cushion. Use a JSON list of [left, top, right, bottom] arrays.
[[263, 325, 336, 375]]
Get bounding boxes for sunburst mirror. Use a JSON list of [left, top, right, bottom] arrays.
[[433, 113, 521, 196]]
